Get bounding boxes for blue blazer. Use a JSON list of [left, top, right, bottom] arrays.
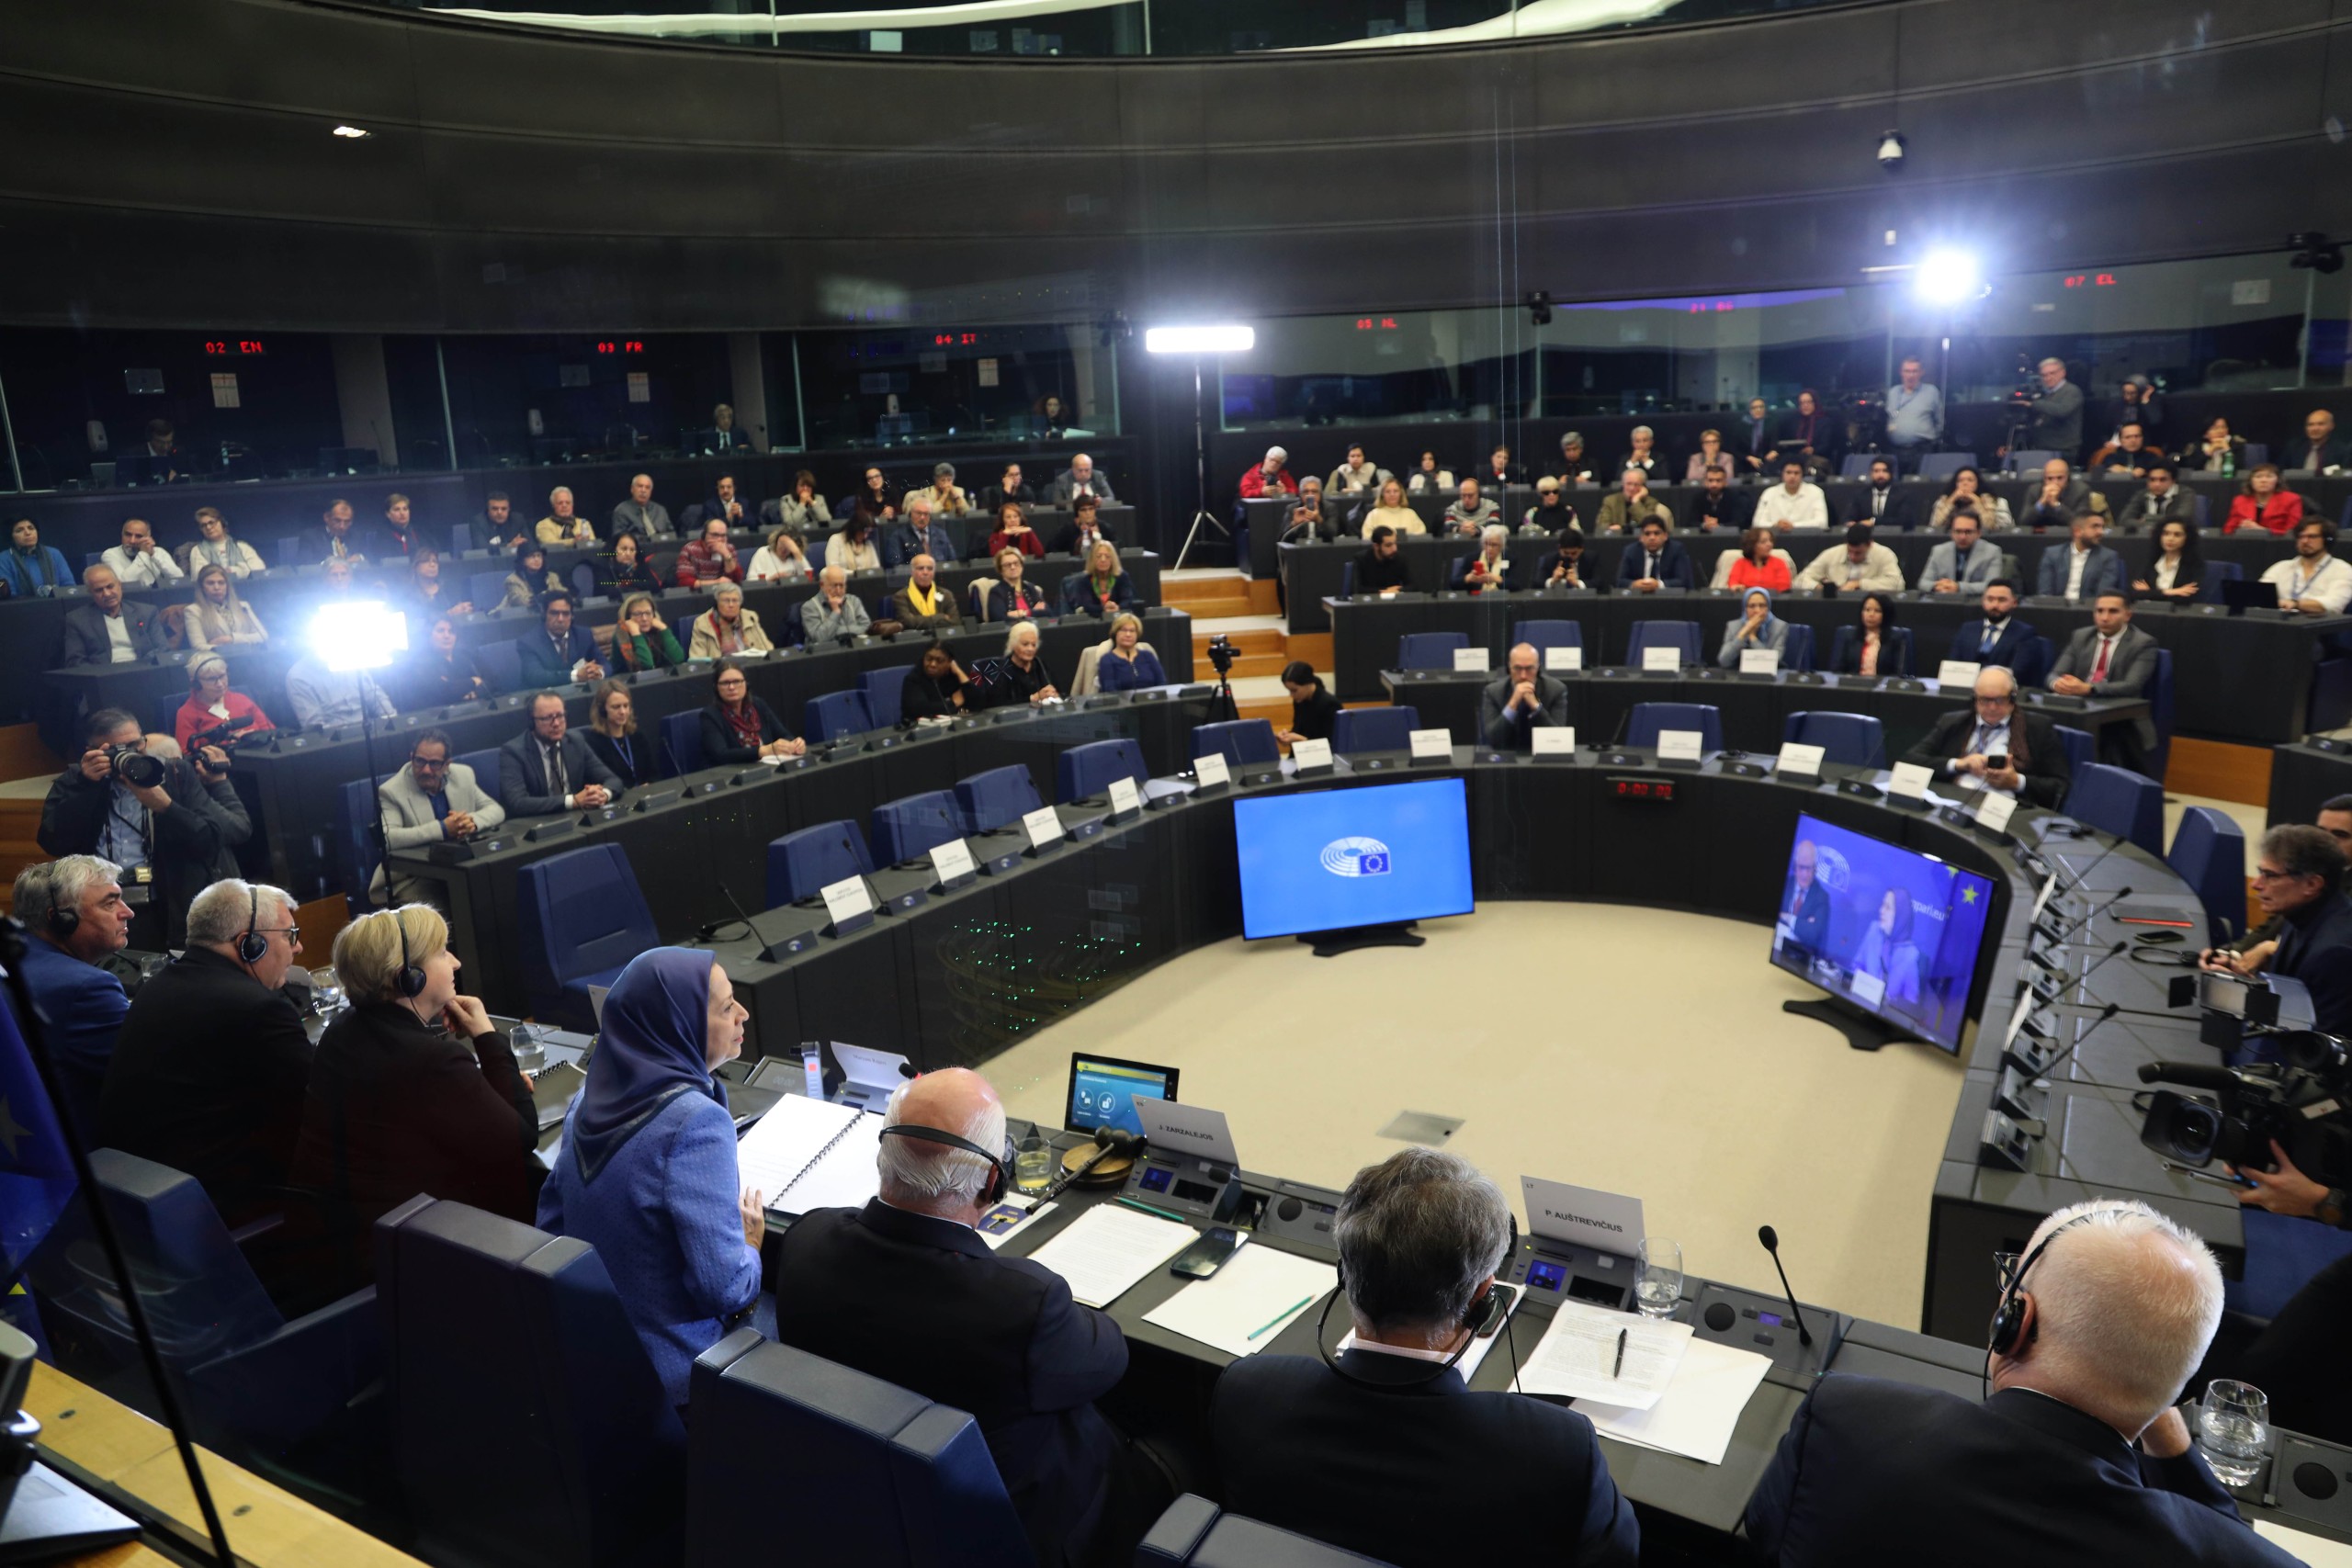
[[1616, 538, 1694, 591], [1781, 877, 1830, 958], [881, 521, 962, 569], [1095, 648, 1166, 692], [1948, 617, 2037, 670], [2034, 543, 2125, 599], [0, 546, 74, 598], [515, 624, 603, 688], [537, 1088, 761, 1410], [9, 937, 130, 1134]]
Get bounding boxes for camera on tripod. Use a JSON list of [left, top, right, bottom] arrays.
[[1206, 635, 1238, 677], [2139, 970, 2352, 1184]]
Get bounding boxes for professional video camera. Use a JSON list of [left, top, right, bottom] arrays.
[[2140, 970, 2352, 1186], [1205, 635, 1237, 677], [185, 712, 261, 755]]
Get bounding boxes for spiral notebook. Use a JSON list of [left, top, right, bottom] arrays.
[[734, 1093, 885, 1216]]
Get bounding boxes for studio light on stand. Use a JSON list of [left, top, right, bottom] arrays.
[[1911, 249, 1986, 435], [1146, 324, 1255, 570], [311, 601, 408, 904]]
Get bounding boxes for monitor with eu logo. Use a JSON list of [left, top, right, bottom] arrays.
[[1770, 812, 1997, 1054], [1233, 778, 1475, 941]]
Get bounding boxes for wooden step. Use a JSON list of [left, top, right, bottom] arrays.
[[1172, 597, 1258, 620], [1161, 574, 1250, 605], [1283, 633, 1333, 671], [1235, 695, 1292, 729]]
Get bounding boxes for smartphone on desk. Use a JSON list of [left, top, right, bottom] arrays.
[[1170, 1226, 1247, 1279]]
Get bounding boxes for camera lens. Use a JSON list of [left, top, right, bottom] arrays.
[[108, 746, 165, 790]]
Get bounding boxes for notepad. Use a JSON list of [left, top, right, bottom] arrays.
[[1146, 1244, 1336, 1358], [734, 1094, 884, 1216], [1024, 1203, 1198, 1308], [1577, 1336, 1771, 1466]]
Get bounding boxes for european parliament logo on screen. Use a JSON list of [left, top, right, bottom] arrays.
[[1319, 837, 1392, 877], [1235, 779, 1474, 940]]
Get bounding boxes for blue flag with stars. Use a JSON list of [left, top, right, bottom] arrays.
[[0, 989, 78, 1350]]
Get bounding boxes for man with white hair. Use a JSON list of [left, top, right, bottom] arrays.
[[4, 855, 135, 1129], [1238, 446, 1297, 502], [2027, 355, 2086, 457], [610, 473, 674, 540], [535, 486, 597, 547], [1051, 452, 1114, 505], [1618, 424, 1665, 483], [1744, 1200, 2293, 1564], [771, 1067, 1135, 1568], [99, 878, 311, 1228]]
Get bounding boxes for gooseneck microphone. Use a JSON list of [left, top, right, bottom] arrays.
[[1757, 1225, 1815, 1348], [696, 881, 759, 941], [2073, 940, 2131, 992], [1589, 704, 1634, 753], [2041, 885, 2134, 946]]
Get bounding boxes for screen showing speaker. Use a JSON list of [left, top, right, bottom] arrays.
[[1770, 812, 1996, 1054], [1233, 778, 1475, 941]]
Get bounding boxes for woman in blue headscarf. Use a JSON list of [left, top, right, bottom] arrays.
[[537, 947, 763, 1410], [1716, 585, 1791, 669]]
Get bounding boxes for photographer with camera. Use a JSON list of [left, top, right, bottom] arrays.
[[37, 707, 250, 948]]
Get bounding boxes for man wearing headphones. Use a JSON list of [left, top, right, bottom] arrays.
[[1210, 1148, 1636, 1567], [769, 1066, 1138, 1568], [99, 879, 311, 1231], [1743, 1200, 2294, 1564], [5, 856, 135, 1132]]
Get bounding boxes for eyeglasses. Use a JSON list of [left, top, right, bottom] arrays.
[[256, 926, 300, 944], [2252, 866, 2304, 884]]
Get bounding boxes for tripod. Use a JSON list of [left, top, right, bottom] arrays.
[[1172, 355, 1229, 570]]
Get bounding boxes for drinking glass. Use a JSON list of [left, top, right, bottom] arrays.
[[309, 966, 345, 1013], [1634, 1237, 1683, 1318], [1013, 1134, 1056, 1194], [2197, 1381, 2270, 1489]]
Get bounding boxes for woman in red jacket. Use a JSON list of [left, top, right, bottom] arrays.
[[2224, 465, 2307, 536], [1724, 526, 1792, 592]]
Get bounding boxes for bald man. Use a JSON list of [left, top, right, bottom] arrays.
[[610, 473, 674, 540], [1745, 1200, 2292, 1565], [1898, 666, 2071, 810], [770, 1068, 1137, 1567], [1478, 643, 1566, 751]]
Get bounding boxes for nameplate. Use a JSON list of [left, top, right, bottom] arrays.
[[1641, 646, 1681, 673], [1408, 729, 1453, 763], [1105, 776, 1142, 819], [524, 819, 576, 843], [1544, 646, 1583, 671], [1974, 793, 2018, 835], [1451, 648, 1490, 673], [1888, 761, 1934, 801], [930, 838, 977, 888], [1137, 1099, 1241, 1170], [820, 876, 874, 935], [1850, 970, 1886, 1010], [1777, 742, 1826, 781], [1193, 752, 1232, 789], [1020, 806, 1065, 852], [1291, 737, 1335, 773], [1530, 728, 1577, 758], [1937, 659, 1982, 689], [1521, 1176, 1644, 1257], [1657, 729, 1705, 764], [1739, 648, 1781, 676]]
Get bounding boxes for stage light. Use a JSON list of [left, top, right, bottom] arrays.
[[1876, 130, 1906, 169], [332, 125, 371, 140], [1144, 324, 1253, 355], [1914, 250, 1984, 306], [311, 601, 409, 673]]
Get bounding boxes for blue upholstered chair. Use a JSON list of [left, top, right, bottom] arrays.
[[768, 820, 876, 908], [955, 765, 1045, 834], [1057, 739, 1148, 803], [1782, 711, 1888, 770], [1193, 719, 1281, 768], [870, 791, 965, 865], [1396, 632, 1467, 671], [2065, 761, 2165, 855], [2166, 806, 2245, 944], [805, 691, 877, 743], [1626, 702, 1723, 752], [1137, 1495, 1398, 1566], [515, 843, 661, 1031], [1330, 706, 1421, 754]]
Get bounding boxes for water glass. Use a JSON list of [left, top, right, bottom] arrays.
[[1013, 1134, 1056, 1194], [309, 966, 345, 1013], [1634, 1237, 1683, 1319], [2197, 1381, 2270, 1489]]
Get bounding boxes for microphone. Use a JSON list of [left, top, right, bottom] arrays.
[[2024, 1002, 2122, 1084], [2048, 830, 2126, 897], [1757, 1226, 1815, 1348], [1589, 704, 1633, 753], [1035, 1126, 1145, 1201], [2138, 1060, 2239, 1093], [2041, 883, 2134, 947], [696, 881, 758, 942], [2073, 940, 2131, 993]]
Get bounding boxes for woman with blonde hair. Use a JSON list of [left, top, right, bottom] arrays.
[[978, 620, 1061, 708], [188, 563, 268, 647], [1362, 477, 1425, 538], [582, 677, 653, 788], [1094, 612, 1165, 692], [612, 592, 686, 671], [1060, 539, 1135, 618]]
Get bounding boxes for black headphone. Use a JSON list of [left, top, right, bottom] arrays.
[[1988, 1210, 2105, 1359], [391, 908, 427, 999], [1317, 1212, 1517, 1387], [41, 866, 76, 939], [877, 1122, 1015, 1208], [236, 883, 269, 965]]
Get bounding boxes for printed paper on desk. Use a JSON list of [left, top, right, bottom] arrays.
[[1024, 1203, 1198, 1309], [1021, 806, 1065, 850], [1776, 741, 1826, 779], [1292, 738, 1334, 770], [1137, 1099, 1240, 1169], [820, 876, 873, 927], [1578, 1336, 1771, 1465], [1521, 1176, 1644, 1257], [1937, 660, 1983, 690], [1888, 761, 1934, 801], [1641, 645, 1682, 673], [1452, 647, 1490, 673], [1408, 729, 1453, 761], [1106, 777, 1142, 816], [1657, 729, 1705, 763], [1530, 728, 1577, 757], [1739, 648, 1781, 676], [1509, 1297, 1690, 1408], [1974, 793, 2018, 834], [1145, 1243, 1335, 1359], [1544, 646, 1584, 671], [930, 838, 976, 883], [1194, 752, 1232, 787]]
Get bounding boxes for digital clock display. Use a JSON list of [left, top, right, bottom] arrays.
[[1611, 776, 1676, 803], [203, 340, 265, 356]]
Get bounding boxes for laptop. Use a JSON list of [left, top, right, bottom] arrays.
[[2220, 578, 2278, 614], [1064, 1054, 1179, 1138]]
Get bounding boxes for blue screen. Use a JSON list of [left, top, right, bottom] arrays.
[[1770, 813, 1997, 1054], [1067, 1060, 1171, 1136], [1234, 779, 1475, 941]]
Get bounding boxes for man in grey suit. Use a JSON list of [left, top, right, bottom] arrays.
[[1479, 644, 1568, 752], [1917, 512, 2004, 594], [1049, 453, 1115, 506], [497, 693, 620, 818], [60, 565, 169, 665], [2048, 591, 2161, 772], [374, 728, 506, 904], [609, 473, 675, 541]]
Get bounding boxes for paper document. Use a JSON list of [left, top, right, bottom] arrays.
[[736, 1093, 884, 1216], [1577, 1336, 1771, 1466], [1146, 1243, 1335, 1358], [1510, 1300, 1690, 1409], [2256, 1519, 2352, 1566], [1024, 1203, 1199, 1308], [1337, 1285, 1521, 1382]]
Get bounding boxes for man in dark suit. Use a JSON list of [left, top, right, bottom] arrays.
[[2034, 512, 2127, 602], [1478, 644, 1568, 751], [1686, 464, 1753, 534], [100, 877, 311, 1230], [882, 496, 962, 569], [1901, 666, 2071, 810], [1213, 1147, 1637, 1568], [60, 565, 168, 665], [2048, 591, 2160, 770], [1050, 454, 1114, 505], [2117, 464, 2196, 531], [1780, 837, 1831, 964], [1948, 580, 2036, 671], [1842, 457, 1921, 529], [771, 1067, 1142, 1568], [1616, 516, 1693, 592], [1744, 1198, 2294, 1566], [497, 692, 619, 817], [514, 592, 605, 689], [702, 472, 753, 534], [2284, 408, 2352, 475], [292, 498, 382, 566]]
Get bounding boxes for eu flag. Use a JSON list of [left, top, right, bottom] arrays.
[[0, 989, 80, 1350]]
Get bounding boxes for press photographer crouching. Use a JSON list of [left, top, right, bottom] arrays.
[[37, 707, 249, 949]]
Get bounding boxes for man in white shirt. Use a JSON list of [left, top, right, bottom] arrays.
[[1883, 356, 1943, 465], [1753, 461, 1829, 531], [99, 519, 185, 591], [1795, 525, 1905, 594], [2262, 519, 2352, 615]]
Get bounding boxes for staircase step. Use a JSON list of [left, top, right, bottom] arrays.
[[1162, 574, 1250, 604], [1171, 597, 1257, 620]]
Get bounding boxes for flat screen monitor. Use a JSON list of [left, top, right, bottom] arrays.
[[1770, 813, 1996, 1055], [1233, 778, 1475, 941], [1065, 1054, 1178, 1137]]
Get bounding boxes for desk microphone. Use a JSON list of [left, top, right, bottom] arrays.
[[2049, 830, 2127, 897], [2040, 883, 2133, 947], [696, 881, 759, 942], [2026, 1002, 2122, 1084], [1757, 1225, 1815, 1348], [2073, 940, 2131, 993], [1588, 705, 1632, 753]]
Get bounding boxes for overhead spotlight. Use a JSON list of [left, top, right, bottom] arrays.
[[1527, 290, 1554, 327], [1914, 249, 1984, 306], [2290, 232, 2345, 275], [332, 124, 371, 139], [1877, 130, 1906, 169]]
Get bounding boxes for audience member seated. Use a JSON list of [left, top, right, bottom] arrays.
[[582, 680, 654, 789], [1052, 452, 1114, 505], [404, 615, 488, 708], [2263, 518, 2352, 615], [1054, 495, 1115, 558], [101, 517, 184, 592], [294, 499, 377, 565], [674, 517, 745, 589], [1214, 1148, 1637, 1568], [1900, 666, 2069, 809], [1928, 468, 2014, 532], [1238, 447, 1297, 506], [610, 472, 674, 541], [99, 877, 309, 1230], [1726, 526, 1793, 592], [62, 565, 167, 665], [503, 540, 562, 609], [701, 402, 754, 455], [2034, 513, 2126, 602], [882, 554, 957, 634], [1283, 479, 1340, 543], [5, 857, 134, 1133], [1844, 457, 1919, 529], [902, 462, 969, 521], [597, 531, 665, 597], [799, 567, 872, 643], [1061, 540, 1136, 618], [901, 642, 969, 722], [826, 511, 884, 575], [772, 1066, 1143, 1568], [884, 497, 961, 570], [746, 525, 811, 583], [1277, 660, 1341, 747], [1094, 613, 1165, 692], [290, 906, 536, 1296], [401, 550, 469, 622], [989, 501, 1046, 559], [1832, 592, 1902, 676], [767, 469, 825, 532], [2049, 591, 2160, 770], [1328, 444, 1387, 496], [1, 517, 73, 598], [311, 557, 360, 608], [1683, 429, 1735, 484], [1481, 644, 1568, 750], [2286, 408, 2352, 475], [1918, 511, 2001, 594], [536, 485, 599, 547], [474, 491, 526, 550], [2018, 459, 2103, 531], [2104, 373, 2165, 446], [2179, 417, 2247, 476], [286, 648, 397, 728], [2131, 518, 2206, 601], [1796, 525, 1904, 594], [1544, 433, 1589, 486], [1596, 468, 1673, 535], [704, 659, 805, 764], [1408, 450, 1457, 495], [1356, 526, 1411, 594], [1442, 478, 1499, 536], [174, 653, 276, 753], [1469, 445, 1517, 489], [2224, 465, 2306, 536], [1687, 465, 1752, 534], [1520, 478, 1575, 535], [537, 949, 763, 1413], [975, 547, 1050, 622], [611, 593, 687, 673], [1741, 1200, 2290, 1567], [1616, 517, 1692, 593], [516, 591, 605, 687], [187, 564, 268, 648], [1754, 461, 1830, 531], [842, 466, 897, 525], [499, 691, 618, 816], [1718, 588, 1792, 668], [1460, 525, 1510, 594], [1544, 526, 1594, 592], [1766, 388, 1842, 473], [42, 710, 247, 947], [1736, 398, 1773, 476], [2118, 463, 2195, 531], [2089, 421, 2163, 476], [977, 462, 1033, 513], [688, 581, 774, 657], [378, 493, 435, 558], [377, 728, 504, 905], [1361, 478, 1425, 538], [1951, 581, 2036, 671], [975, 621, 1060, 709], [1619, 425, 1666, 483]]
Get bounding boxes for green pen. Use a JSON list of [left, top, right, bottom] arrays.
[[1116, 1195, 1187, 1224], [1247, 1296, 1314, 1342]]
